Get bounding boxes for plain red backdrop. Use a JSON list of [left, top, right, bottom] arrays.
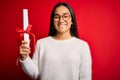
[[0, 0, 120, 80]]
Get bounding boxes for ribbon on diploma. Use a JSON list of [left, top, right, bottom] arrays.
[[16, 25, 36, 52]]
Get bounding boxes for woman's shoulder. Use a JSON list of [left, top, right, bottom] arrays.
[[73, 37, 89, 47], [36, 36, 51, 44], [38, 36, 50, 41]]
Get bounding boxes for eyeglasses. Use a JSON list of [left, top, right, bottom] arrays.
[[54, 14, 71, 21]]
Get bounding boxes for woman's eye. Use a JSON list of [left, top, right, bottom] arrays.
[[64, 15, 69, 18], [54, 16, 59, 18]]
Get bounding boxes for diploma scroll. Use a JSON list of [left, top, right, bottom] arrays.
[[23, 9, 30, 46]]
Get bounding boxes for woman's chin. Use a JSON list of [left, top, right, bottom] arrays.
[[57, 30, 65, 34]]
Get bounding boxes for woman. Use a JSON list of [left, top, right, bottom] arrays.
[[19, 2, 92, 80]]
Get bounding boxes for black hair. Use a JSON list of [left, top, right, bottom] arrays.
[[48, 2, 78, 37]]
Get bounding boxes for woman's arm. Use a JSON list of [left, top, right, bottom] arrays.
[[79, 42, 92, 80], [20, 41, 40, 79]]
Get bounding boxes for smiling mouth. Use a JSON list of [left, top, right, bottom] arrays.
[[58, 24, 66, 26], [58, 25, 66, 28]]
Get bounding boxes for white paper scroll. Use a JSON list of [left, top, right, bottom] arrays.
[[23, 9, 29, 46]]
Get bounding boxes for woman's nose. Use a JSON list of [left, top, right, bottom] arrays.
[[59, 16, 64, 22]]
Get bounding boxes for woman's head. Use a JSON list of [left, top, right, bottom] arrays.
[[48, 2, 78, 37]]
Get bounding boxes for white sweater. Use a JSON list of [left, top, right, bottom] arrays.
[[20, 36, 92, 80]]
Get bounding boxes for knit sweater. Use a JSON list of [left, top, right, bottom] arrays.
[[20, 36, 92, 80]]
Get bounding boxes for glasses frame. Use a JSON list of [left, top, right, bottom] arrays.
[[53, 13, 71, 21]]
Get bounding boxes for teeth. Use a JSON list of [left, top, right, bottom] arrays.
[[58, 24, 66, 26]]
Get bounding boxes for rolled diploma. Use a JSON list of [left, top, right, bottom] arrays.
[[23, 9, 29, 46]]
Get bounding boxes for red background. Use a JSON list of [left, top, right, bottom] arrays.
[[0, 0, 120, 80]]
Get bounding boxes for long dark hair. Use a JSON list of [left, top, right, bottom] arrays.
[[48, 2, 78, 37]]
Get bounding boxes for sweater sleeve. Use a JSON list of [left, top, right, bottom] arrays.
[[20, 41, 40, 79], [79, 42, 92, 80]]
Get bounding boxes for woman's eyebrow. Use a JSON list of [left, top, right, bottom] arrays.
[[54, 14, 59, 16], [54, 12, 70, 15], [63, 13, 70, 15]]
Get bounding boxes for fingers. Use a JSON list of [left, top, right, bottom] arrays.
[[22, 40, 28, 44], [20, 47, 31, 54], [19, 40, 31, 60], [20, 44, 31, 50], [21, 40, 30, 46]]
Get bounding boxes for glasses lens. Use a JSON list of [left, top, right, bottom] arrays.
[[54, 15, 59, 21], [54, 14, 70, 21], [63, 14, 70, 20]]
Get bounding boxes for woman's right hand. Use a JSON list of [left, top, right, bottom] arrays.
[[19, 41, 31, 61]]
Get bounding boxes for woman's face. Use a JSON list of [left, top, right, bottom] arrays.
[[53, 5, 72, 34]]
